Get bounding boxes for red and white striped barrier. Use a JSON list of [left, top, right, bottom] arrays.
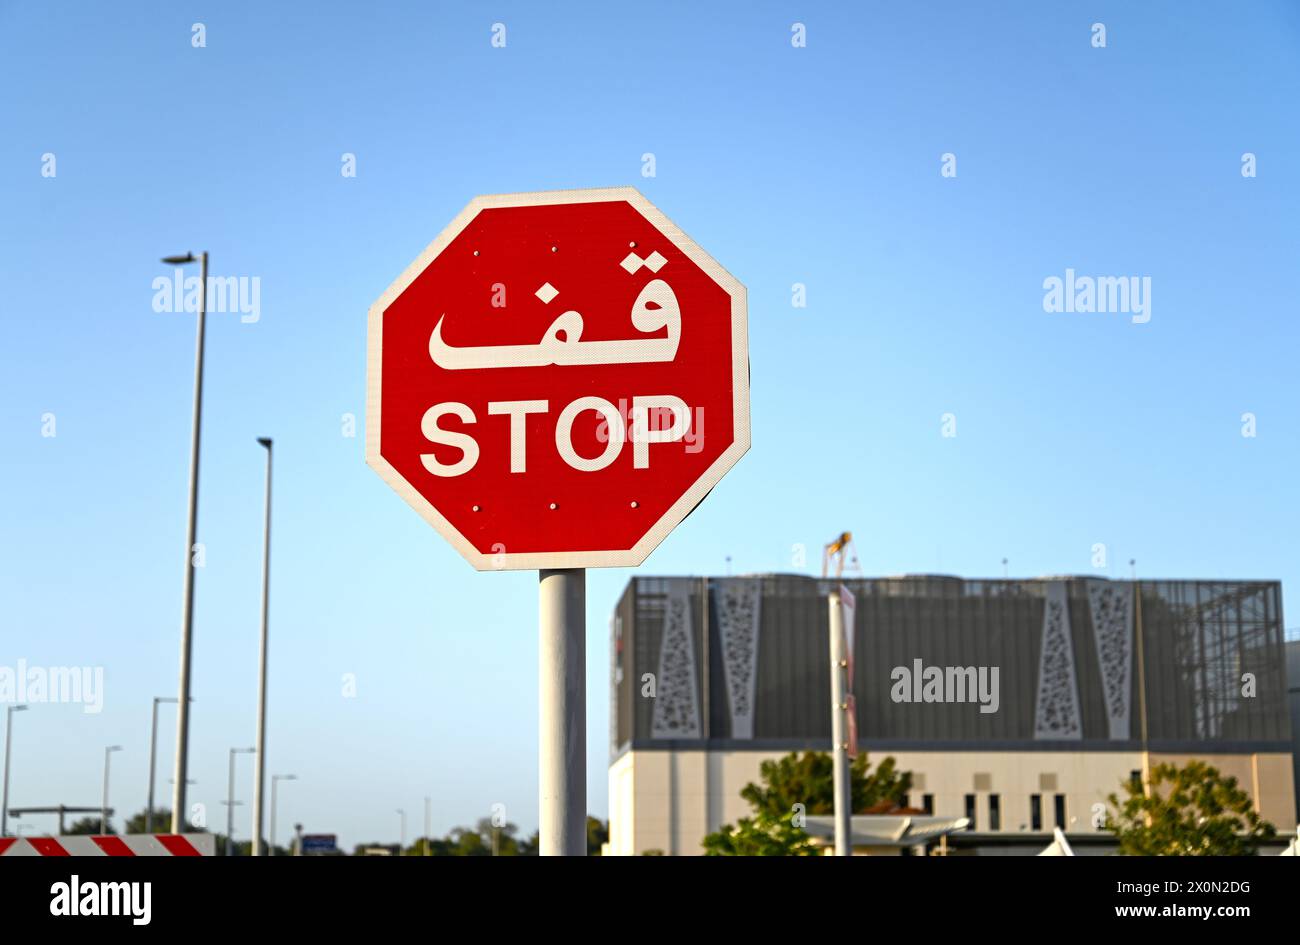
[[0, 834, 214, 856]]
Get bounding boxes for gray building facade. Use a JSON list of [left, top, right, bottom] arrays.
[[613, 574, 1289, 752]]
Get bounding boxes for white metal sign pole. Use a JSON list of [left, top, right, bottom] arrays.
[[828, 587, 851, 856], [539, 568, 586, 856]]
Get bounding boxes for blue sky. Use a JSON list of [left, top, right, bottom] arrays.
[[1, 2, 1297, 850]]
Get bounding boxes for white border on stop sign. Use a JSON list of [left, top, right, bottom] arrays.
[[366, 186, 750, 571]]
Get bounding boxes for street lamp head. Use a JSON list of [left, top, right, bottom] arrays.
[[11, 704, 27, 713], [257, 437, 272, 449], [107, 745, 123, 752], [161, 253, 196, 265]]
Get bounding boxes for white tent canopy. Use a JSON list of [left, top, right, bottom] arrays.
[[803, 814, 970, 850], [1037, 827, 1075, 856]]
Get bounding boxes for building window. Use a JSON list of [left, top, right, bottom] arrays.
[[1054, 794, 1067, 829], [922, 793, 934, 815], [988, 794, 1001, 831], [964, 794, 976, 830], [1030, 794, 1042, 831], [1129, 770, 1142, 792]]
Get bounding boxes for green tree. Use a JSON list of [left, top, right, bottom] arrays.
[[65, 816, 114, 836], [519, 830, 540, 855], [741, 752, 912, 818], [586, 816, 608, 855], [402, 818, 544, 856], [124, 808, 195, 834], [702, 812, 817, 856], [1104, 760, 1276, 856], [703, 751, 912, 856]]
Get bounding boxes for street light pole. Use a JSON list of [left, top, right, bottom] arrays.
[[823, 532, 854, 857], [165, 250, 209, 836], [270, 774, 296, 856], [2, 705, 28, 837], [424, 796, 431, 856], [252, 437, 273, 855], [101, 746, 122, 834], [225, 747, 255, 856], [147, 696, 180, 834], [397, 809, 406, 853], [828, 588, 851, 856]]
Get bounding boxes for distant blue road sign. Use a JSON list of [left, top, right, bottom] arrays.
[[301, 834, 338, 854]]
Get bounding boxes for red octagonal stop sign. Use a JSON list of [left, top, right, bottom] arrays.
[[366, 187, 750, 570]]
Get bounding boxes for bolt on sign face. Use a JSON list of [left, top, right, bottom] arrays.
[[366, 187, 750, 570]]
